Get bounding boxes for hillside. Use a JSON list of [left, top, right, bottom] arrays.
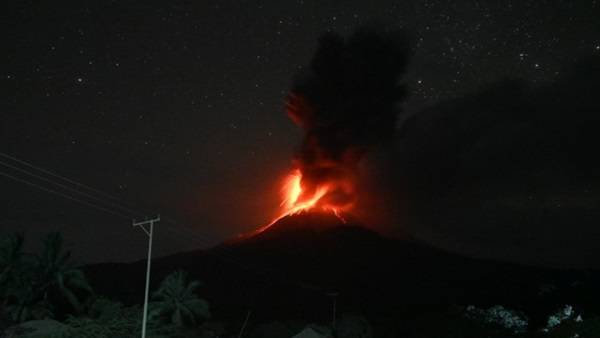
[[85, 212, 599, 325]]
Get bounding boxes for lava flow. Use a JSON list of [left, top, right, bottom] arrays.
[[255, 168, 354, 234]]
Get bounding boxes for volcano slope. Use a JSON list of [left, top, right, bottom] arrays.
[[85, 212, 599, 324]]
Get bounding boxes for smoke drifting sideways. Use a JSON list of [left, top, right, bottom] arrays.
[[285, 28, 411, 214], [394, 55, 600, 267]]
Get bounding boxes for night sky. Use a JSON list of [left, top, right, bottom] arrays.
[[3, 1, 600, 264]]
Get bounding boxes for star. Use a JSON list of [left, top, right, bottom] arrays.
[[4, 0, 600, 266]]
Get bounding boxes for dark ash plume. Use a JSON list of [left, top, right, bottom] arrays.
[[286, 28, 410, 207]]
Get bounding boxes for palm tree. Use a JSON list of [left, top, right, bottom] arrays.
[[1, 233, 27, 320], [35, 232, 93, 313], [4, 285, 53, 323], [149, 270, 210, 327], [0, 233, 54, 322], [0, 233, 25, 290]]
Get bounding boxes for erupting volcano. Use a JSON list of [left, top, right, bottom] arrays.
[[269, 167, 353, 226], [256, 28, 411, 234]]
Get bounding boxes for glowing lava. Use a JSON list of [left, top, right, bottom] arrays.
[[254, 169, 354, 234]]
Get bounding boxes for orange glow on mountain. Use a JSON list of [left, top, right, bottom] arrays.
[[254, 168, 354, 234]]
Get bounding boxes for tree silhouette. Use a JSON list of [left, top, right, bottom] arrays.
[[149, 270, 210, 327], [35, 232, 93, 314]]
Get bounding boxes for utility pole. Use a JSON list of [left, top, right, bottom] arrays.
[[326, 291, 339, 332], [237, 309, 252, 338], [133, 215, 160, 338]]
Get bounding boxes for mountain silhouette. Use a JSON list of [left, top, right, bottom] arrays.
[[85, 212, 599, 324]]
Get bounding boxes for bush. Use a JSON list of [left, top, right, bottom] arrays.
[[464, 305, 528, 334], [58, 305, 141, 338], [407, 306, 527, 338], [541, 305, 600, 338], [54, 300, 181, 338]]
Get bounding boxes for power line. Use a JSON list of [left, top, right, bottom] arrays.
[[0, 155, 263, 281], [0, 151, 126, 203], [0, 159, 145, 218], [0, 154, 261, 279], [0, 170, 133, 219], [0, 167, 270, 285], [0, 153, 327, 294], [0, 154, 185, 242]]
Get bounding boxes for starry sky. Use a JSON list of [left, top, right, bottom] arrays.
[[2, 0, 600, 264]]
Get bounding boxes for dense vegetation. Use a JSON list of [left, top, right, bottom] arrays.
[[1, 232, 599, 337]]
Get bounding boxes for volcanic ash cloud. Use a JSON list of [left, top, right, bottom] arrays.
[[284, 28, 411, 214]]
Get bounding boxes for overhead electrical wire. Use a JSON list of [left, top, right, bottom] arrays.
[[0, 151, 126, 203], [0, 160, 278, 287], [0, 159, 145, 218], [0, 152, 328, 294], [0, 170, 133, 219]]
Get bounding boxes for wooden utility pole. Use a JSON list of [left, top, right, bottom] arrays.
[[133, 215, 160, 338]]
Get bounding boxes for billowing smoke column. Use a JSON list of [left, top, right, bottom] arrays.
[[284, 28, 410, 216]]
